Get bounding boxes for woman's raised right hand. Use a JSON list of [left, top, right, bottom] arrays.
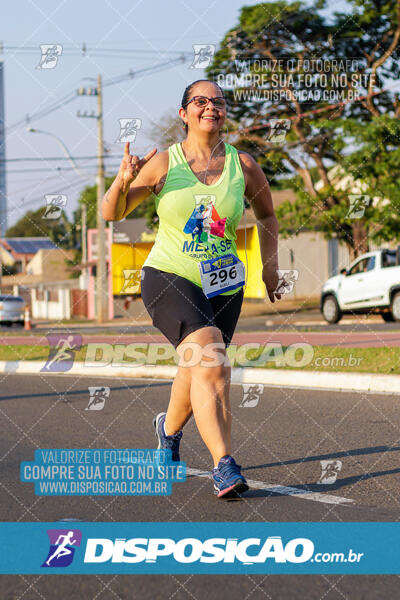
[[117, 142, 157, 189]]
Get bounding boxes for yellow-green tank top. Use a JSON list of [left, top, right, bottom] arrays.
[[143, 142, 245, 295]]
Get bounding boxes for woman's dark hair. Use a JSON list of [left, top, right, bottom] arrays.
[[181, 80, 224, 133]]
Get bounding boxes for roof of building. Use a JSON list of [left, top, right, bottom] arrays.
[[1, 237, 58, 255]]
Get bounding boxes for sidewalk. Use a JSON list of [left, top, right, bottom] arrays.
[[118, 295, 319, 318], [241, 298, 319, 317], [32, 297, 320, 329], [1, 360, 398, 394]]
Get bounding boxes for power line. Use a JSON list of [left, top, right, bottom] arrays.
[[0, 155, 118, 162], [2, 44, 191, 57], [6, 163, 121, 175], [4, 178, 90, 215], [5, 91, 77, 134], [5, 159, 123, 173], [9, 175, 89, 194], [102, 56, 186, 87], [5, 166, 101, 173], [5, 56, 188, 135]]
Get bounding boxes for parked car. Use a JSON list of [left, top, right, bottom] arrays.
[[0, 295, 26, 326], [320, 248, 400, 323]]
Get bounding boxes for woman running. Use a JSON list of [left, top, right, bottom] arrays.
[[102, 79, 281, 498]]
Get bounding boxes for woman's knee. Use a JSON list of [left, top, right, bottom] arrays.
[[178, 326, 228, 370], [190, 361, 230, 389]]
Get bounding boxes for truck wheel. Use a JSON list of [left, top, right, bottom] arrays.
[[322, 295, 342, 324], [390, 292, 400, 321], [382, 312, 395, 322]]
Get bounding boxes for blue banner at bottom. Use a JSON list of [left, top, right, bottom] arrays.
[[0, 522, 399, 574]]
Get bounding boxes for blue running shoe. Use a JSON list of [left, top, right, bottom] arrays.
[[153, 412, 182, 462], [213, 455, 249, 498]]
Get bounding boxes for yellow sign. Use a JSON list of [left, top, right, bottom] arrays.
[[141, 232, 157, 242]]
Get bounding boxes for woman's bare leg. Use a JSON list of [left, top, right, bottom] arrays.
[[165, 326, 231, 466], [164, 365, 193, 435], [164, 326, 233, 467]]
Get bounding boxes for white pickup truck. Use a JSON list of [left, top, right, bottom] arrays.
[[320, 248, 400, 323]]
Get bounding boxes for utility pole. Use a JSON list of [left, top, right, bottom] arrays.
[[81, 203, 87, 272], [95, 74, 107, 323], [0, 59, 6, 288], [77, 77, 108, 322]]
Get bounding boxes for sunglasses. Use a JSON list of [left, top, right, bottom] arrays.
[[185, 95, 226, 109]]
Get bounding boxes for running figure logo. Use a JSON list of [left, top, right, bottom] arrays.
[[345, 195, 371, 219], [116, 118, 142, 143], [184, 195, 227, 246], [318, 460, 342, 485], [42, 529, 82, 567], [189, 44, 216, 69], [276, 270, 299, 294], [41, 334, 82, 373], [43, 194, 67, 219], [86, 386, 110, 411], [36, 44, 63, 69], [240, 384, 264, 408], [120, 269, 141, 294], [267, 119, 291, 144]]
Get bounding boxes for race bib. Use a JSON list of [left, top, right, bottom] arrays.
[[198, 253, 245, 298]]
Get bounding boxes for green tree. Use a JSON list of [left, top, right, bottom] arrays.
[[5, 207, 73, 249], [75, 175, 150, 230], [148, 110, 185, 150], [206, 0, 400, 258], [69, 169, 159, 276]]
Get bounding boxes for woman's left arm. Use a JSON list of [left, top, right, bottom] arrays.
[[239, 152, 281, 303]]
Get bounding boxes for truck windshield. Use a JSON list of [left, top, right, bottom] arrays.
[[382, 251, 396, 268]]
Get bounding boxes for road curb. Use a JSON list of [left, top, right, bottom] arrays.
[[0, 360, 399, 393]]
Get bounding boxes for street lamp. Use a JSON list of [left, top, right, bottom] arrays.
[[27, 128, 86, 178], [27, 127, 89, 282]]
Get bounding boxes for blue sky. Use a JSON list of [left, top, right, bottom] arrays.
[[1, 0, 348, 228]]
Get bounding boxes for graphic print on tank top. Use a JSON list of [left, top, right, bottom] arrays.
[[142, 142, 245, 293], [183, 194, 227, 250]]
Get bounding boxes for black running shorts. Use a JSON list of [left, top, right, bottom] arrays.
[[141, 266, 243, 349]]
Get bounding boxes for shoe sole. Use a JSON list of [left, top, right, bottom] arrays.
[[153, 412, 181, 461], [153, 412, 166, 450], [214, 480, 249, 499]]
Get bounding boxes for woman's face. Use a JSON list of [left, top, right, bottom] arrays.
[[180, 82, 226, 134]]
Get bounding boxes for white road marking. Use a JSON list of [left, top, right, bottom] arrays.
[[186, 467, 354, 505]]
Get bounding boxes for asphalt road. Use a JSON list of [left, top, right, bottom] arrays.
[[0, 373, 399, 598], [2, 309, 400, 337]]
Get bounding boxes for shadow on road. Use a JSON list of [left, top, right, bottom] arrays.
[[242, 445, 400, 494], [298, 467, 400, 493], [243, 445, 400, 471], [0, 381, 170, 402]]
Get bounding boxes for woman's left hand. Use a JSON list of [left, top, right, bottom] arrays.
[[262, 266, 282, 303]]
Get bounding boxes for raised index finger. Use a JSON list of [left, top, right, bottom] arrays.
[[142, 147, 157, 163], [124, 142, 130, 156]]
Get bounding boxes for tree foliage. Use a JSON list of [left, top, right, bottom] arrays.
[[5, 207, 73, 249], [206, 0, 400, 257]]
